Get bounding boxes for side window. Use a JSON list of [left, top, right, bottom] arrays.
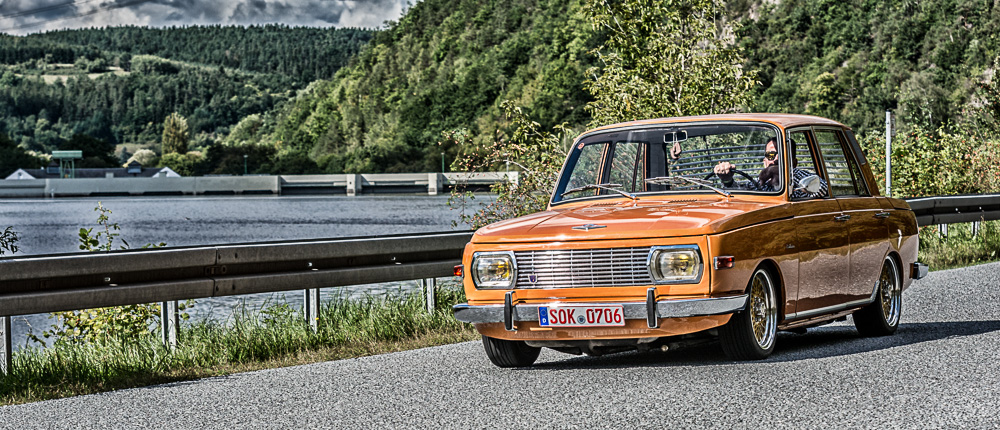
[[815, 130, 861, 196], [788, 130, 818, 174], [608, 141, 645, 193], [564, 143, 608, 198]]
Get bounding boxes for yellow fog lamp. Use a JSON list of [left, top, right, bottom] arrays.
[[648, 246, 703, 283], [472, 251, 517, 289]]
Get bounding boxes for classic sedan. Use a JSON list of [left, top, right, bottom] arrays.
[[453, 113, 927, 367]]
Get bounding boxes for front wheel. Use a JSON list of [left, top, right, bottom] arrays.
[[482, 336, 541, 367], [853, 256, 902, 336], [719, 267, 778, 360]]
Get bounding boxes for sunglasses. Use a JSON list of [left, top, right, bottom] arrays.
[[764, 151, 778, 161]]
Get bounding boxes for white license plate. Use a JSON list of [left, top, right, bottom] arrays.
[[538, 305, 625, 327]]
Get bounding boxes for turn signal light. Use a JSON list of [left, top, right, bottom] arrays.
[[714, 256, 735, 270], [454, 265, 464, 277]]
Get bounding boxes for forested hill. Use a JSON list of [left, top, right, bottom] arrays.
[[261, 0, 598, 173], [17, 25, 372, 84], [734, 0, 1000, 134], [260, 0, 1000, 174], [0, 25, 371, 175]]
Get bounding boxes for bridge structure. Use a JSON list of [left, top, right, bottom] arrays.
[[0, 193, 997, 375]]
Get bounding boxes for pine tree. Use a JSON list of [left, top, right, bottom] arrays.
[[161, 112, 189, 154]]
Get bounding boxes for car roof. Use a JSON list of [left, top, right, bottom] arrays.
[[579, 113, 848, 138]]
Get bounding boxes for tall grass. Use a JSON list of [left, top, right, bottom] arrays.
[[919, 220, 1000, 271], [0, 287, 476, 405]]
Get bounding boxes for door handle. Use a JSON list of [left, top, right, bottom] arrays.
[[834, 214, 851, 222], [874, 212, 891, 219]]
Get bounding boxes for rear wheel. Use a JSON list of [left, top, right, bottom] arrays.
[[854, 256, 901, 336], [720, 268, 778, 360], [482, 336, 541, 367]]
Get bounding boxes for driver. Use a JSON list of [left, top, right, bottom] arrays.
[[712, 138, 827, 199]]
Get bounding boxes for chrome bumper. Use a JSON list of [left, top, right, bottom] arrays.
[[912, 262, 929, 280], [453, 289, 748, 331]]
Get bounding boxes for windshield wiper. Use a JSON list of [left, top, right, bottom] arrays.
[[644, 176, 732, 198], [560, 183, 637, 201]]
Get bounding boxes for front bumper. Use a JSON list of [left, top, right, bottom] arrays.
[[912, 262, 929, 280], [454, 289, 748, 331]]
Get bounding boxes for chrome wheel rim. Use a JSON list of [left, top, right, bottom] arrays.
[[749, 270, 777, 350], [878, 257, 902, 327]]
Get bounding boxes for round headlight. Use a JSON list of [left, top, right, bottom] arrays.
[[472, 252, 517, 289]]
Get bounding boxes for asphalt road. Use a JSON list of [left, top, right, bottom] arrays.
[[2, 262, 999, 429]]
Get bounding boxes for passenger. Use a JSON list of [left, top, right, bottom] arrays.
[[712, 138, 827, 199]]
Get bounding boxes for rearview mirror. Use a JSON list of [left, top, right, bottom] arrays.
[[794, 174, 822, 194]]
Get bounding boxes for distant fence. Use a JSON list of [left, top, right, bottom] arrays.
[[1, 193, 999, 375], [0, 172, 517, 198]]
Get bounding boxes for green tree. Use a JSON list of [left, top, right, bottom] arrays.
[[162, 112, 190, 154], [0, 133, 44, 177], [583, 0, 757, 125]]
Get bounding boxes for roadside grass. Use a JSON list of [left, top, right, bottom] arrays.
[[919, 220, 1000, 271], [0, 287, 477, 406]]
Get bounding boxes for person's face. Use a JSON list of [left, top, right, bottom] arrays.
[[763, 141, 777, 168]]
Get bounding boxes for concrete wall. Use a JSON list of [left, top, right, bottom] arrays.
[[0, 172, 513, 198]]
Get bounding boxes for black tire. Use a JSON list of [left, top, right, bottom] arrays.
[[719, 267, 778, 360], [482, 336, 541, 368], [854, 256, 902, 336]]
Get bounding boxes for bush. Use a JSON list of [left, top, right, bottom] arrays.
[[859, 126, 1000, 197]]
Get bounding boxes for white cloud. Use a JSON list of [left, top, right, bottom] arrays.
[[0, 0, 409, 35]]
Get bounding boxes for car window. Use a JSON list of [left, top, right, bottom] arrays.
[[563, 142, 608, 198], [789, 130, 818, 174], [552, 124, 780, 203], [815, 130, 861, 196], [608, 141, 646, 193]]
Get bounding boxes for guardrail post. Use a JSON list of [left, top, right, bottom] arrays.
[[304, 288, 320, 332], [422, 278, 436, 312], [973, 220, 981, 237], [160, 301, 178, 350], [939, 223, 948, 238], [1, 315, 11, 375]]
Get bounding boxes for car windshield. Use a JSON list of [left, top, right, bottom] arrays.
[[553, 124, 782, 204]]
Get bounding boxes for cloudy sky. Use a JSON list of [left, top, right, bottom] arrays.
[[0, 0, 409, 35]]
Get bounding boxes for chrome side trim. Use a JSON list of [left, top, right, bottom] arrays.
[[912, 262, 929, 280], [788, 287, 879, 320], [453, 295, 748, 325]]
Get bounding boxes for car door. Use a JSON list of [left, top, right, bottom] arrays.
[[814, 128, 889, 302], [786, 128, 853, 317]]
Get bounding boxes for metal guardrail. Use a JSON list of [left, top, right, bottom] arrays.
[[1, 193, 999, 375], [0, 231, 473, 374], [905, 194, 1000, 227]]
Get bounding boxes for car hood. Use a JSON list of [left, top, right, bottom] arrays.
[[471, 197, 789, 243]]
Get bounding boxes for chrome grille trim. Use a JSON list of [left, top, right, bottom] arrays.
[[514, 247, 653, 288]]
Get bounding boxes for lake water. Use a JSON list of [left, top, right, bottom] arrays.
[[0, 194, 480, 350]]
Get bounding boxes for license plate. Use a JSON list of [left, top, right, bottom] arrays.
[[538, 305, 625, 327]]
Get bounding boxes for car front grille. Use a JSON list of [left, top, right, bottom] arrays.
[[514, 247, 653, 288]]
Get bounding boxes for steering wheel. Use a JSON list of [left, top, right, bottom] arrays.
[[703, 167, 760, 189]]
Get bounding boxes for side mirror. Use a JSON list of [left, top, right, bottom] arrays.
[[794, 174, 822, 194]]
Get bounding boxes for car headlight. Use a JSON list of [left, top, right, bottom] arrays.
[[472, 251, 517, 289], [648, 246, 703, 283]]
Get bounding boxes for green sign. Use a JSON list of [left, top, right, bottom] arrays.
[[52, 150, 83, 159]]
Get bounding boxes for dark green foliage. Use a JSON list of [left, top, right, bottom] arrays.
[[265, 0, 598, 173], [2, 25, 371, 82], [60, 134, 117, 168], [734, 0, 1000, 134], [0, 132, 44, 177], [0, 25, 371, 170]]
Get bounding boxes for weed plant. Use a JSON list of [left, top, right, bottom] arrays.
[[0, 287, 476, 405], [919, 220, 1000, 271]]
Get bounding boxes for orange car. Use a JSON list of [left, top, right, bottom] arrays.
[[453, 114, 927, 367]]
